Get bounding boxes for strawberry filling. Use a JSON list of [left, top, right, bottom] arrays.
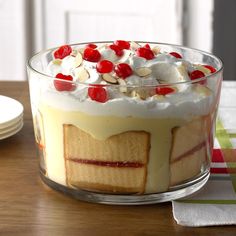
[[172, 140, 206, 163], [68, 158, 144, 168]]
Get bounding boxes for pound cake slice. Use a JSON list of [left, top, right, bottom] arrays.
[[63, 124, 150, 193], [170, 117, 209, 186], [33, 110, 47, 174], [170, 145, 207, 186]]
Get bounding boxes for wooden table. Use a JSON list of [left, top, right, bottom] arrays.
[[0, 81, 235, 235]]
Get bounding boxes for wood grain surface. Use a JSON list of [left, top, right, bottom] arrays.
[[0, 82, 235, 235]]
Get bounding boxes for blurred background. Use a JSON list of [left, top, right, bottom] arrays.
[[0, 0, 234, 81]]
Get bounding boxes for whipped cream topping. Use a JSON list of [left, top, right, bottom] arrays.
[[41, 86, 213, 119], [47, 45, 192, 88], [42, 41, 216, 118]]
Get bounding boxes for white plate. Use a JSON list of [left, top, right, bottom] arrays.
[[0, 121, 23, 140], [0, 118, 23, 135], [0, 95, 23, 128], [0, 113, 23, 130]]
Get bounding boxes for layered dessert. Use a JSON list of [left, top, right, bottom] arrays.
[[32, 41, 219, 194]]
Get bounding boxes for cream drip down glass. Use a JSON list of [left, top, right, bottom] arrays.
[[27, 41, 223, 204]]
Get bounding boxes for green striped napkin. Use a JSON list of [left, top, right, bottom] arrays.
[[172, 82, 236, 227]]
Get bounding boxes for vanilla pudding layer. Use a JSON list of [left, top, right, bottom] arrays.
[[40, 102, 183, 193], [38, 87, 210, 193]]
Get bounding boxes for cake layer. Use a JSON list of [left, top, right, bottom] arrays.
[[170, 145, 207, 186], [64, 124, 150, 193], [40, 102, 186, 193], [170, 117, 208, 162], [33, 110, 47, 173], [33, 110, 45, 147], [63, 124, 150, 163], [66, 161, 146, 193]]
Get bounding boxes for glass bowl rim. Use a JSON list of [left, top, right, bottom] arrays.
[[27, 41, 223, 88]]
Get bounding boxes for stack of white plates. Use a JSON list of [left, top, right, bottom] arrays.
[[0, 95, 24, 140]]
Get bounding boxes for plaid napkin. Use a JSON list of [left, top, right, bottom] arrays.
[[172, 81, 236, 227]]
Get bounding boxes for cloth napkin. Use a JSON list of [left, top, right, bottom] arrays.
[[172, 81, 236, 227]]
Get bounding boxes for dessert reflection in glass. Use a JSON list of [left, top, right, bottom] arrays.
[[27, 41, 223, 204]]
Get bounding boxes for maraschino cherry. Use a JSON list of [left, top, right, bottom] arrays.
[[54, 45, 72, 59], [189, 70, 206, 85], [88, 85, 108, 103], [203, 65, 216, 73], [114, 63, 133, 79], [156, 87, 175, 95], [85, 43, 97, 49], [136, 47, 154, 60], [109, 44, 124, 56], [54, 73, 75, 91], [114, 40, 130, 50], [83, 48, 101, 62], [169, 52, 182, 59], [96, 60, 114, 73]]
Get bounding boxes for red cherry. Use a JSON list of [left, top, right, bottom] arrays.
[[88, 85, 108, 103], [114, 63, 133, 79], [109, 44, 124, 56], [54, 45, 72, 59], [83, 48, 101, 62], [169, 52, 182, 59], [190, 70, 205, 80], [189, 70, 206, 85], [114, 40, 130, 50], [143, 43, 151, 49], [203, 65, 216, 73], [156, 87, 175, 95], [54, 73, 75, 91], [85, 43, 97, 49], [96, 60, 114, 73], [136, 47, 154, 60]]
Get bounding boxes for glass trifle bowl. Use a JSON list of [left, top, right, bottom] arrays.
[[27, 41, 223, 204]]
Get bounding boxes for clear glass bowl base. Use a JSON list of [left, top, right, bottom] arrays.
[[40, 171, 210, 205]]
